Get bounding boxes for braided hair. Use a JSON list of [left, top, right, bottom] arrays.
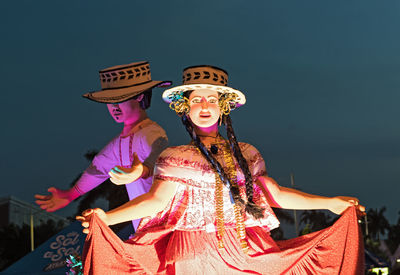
[[180, 91, 264, 219], [181, 114, 243, 206], [223, 115, 265, 218]]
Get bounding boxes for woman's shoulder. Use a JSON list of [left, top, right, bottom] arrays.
[[158, 144, 196, 157], [156, 144, 211, 169], [238, 142, 260, 154], [237, 142, 265, 164]]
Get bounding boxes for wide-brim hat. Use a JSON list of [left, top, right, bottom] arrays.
[[162, 65, 246, 107], [83, 61, 172, 104]]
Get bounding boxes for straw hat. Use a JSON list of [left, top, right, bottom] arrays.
[[162, 65, 246, 106], [83, 61, 172, 103]]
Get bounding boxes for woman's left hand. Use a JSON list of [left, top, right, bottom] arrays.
[[76, 208, 108, 234], [329, 196, 365, 215]]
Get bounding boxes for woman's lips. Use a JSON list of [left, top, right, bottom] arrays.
[[199, 112, 211, 118]]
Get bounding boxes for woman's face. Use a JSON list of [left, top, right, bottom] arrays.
[[188, 89, 220, 128]]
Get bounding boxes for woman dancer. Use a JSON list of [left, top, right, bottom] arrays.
[[78, 65, 365, 275]]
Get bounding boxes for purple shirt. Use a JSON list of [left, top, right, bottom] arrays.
[[74, 119, 168, 230]]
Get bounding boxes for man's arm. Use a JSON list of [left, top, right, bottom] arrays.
[[35, 139, 118, 212], [109, 127, 168, 185]]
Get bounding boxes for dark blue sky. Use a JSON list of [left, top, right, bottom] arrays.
[[1, 0, 399, 222]]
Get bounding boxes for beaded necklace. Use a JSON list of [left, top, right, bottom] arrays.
[[192, 136, 248, 254]]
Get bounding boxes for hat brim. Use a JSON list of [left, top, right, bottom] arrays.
[[83, 80, 172, 104], [162, 84, 246, 107]]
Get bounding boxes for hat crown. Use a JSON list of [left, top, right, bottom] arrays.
[[99, 61, 152, 90], [162, 64, 246, 107], [182, 65, 228, 86], [83, 61, 171, 104]]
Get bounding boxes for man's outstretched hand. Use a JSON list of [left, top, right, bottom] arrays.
[[35, 187, 72, 212]]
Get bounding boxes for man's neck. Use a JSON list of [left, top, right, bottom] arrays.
[[121, 110, 148, 136]]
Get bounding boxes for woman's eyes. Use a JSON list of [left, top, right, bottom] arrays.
[[191, 98, 201, 103], [191, 98, 218, 104]]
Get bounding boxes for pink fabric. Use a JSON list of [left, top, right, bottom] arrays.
[[137, 144, 279, 234], [82, 143, 364, 274], [82, 207, 364, 274]]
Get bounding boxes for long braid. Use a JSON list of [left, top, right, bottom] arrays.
[[181, 114, 244, 206], [224, 115, 265, 219]]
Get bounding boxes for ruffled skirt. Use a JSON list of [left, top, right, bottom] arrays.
[[82, 207, 364, 274]]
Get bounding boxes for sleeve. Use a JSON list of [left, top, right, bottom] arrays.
[[137, 125, 169, 175], [152, 147, 197, 186], [240, 143, 270, 206], [241, 143, 268, 180], [73, 138, 119, 194]]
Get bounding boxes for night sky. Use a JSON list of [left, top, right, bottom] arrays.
[[1, 1, 399, 223]]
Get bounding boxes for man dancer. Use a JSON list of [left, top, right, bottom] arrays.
[[35, 61, 170, 230]]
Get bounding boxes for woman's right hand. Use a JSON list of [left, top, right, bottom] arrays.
[[76, 208, 108, 234]]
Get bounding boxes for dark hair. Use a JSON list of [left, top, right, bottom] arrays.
[[223, 115, 264, 218], [133, 89, 152, 110], [181, 111, 265, 219]]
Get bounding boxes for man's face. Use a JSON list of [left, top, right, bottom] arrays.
[[107, 96, 142, 124], [188, 89, 220, 128]]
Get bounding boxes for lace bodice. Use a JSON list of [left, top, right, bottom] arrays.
[[137, 143, 280, 233]]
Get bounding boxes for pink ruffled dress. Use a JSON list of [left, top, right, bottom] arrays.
[[82, 143, 364, 274]]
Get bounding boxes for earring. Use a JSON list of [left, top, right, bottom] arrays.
[[169, 91, 190, 115], [219, 93, 238, 116]]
